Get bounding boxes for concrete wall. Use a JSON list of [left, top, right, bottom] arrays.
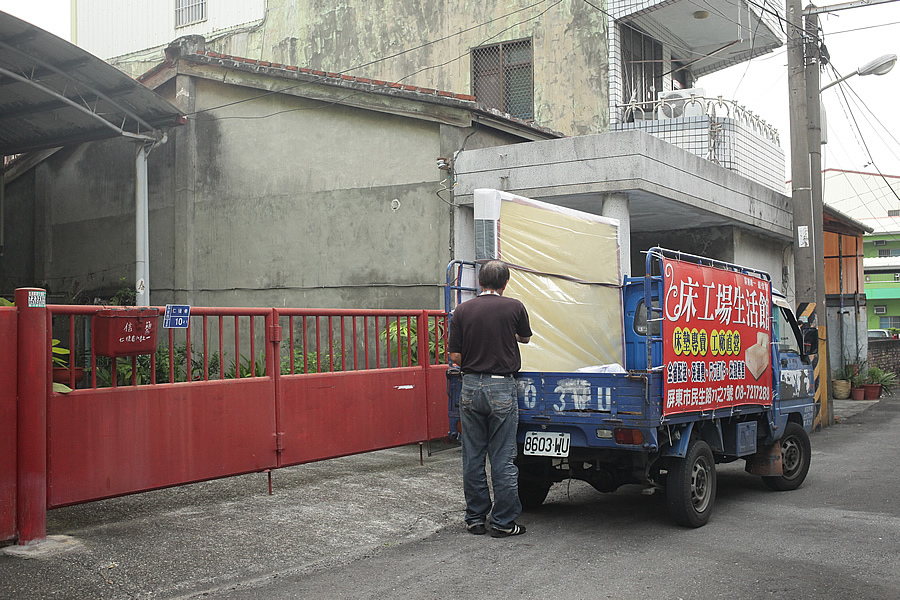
[[631, 227, 736, 276], [829, 305, 868, 372], [628, 227, 791, 297], [107, 0, 609, 137], [733, 228, 793, 302], [1, 72, 532, 311]]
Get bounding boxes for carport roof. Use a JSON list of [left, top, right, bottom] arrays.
[[0, 11, 184, 156]]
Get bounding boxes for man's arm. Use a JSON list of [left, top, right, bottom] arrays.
[[449, 352, 463, 365], [516, 334, 531, 344]]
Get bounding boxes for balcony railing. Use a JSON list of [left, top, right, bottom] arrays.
[[612, 95, 786, 193]]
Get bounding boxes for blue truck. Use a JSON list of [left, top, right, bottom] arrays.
[[448, 248, 819, 527]]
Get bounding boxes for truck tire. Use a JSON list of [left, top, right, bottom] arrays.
[[518, 478, 551, 510], [762, 422, 811, 491], [666, 439, 716, 528], [517, 460, 552, 510]]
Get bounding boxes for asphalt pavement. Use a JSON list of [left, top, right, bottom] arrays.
[[0, 396, 886, 599]]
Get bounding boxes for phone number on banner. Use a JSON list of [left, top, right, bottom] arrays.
[[665, 384, 772, 409]]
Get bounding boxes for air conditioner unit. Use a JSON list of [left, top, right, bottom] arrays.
[[474, 189, 501, 260], [656, 87, 706, 120], [875, 305, 887, 315]]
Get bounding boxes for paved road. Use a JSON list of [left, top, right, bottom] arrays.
[[2, 397, 897, 599]]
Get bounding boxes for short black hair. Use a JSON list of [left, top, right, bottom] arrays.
[[479, 260, 510, 291]]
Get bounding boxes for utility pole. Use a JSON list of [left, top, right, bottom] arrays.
[[804, 8, 832, 425], [787, 0, 814, 306], [788, 0, 833, 427]]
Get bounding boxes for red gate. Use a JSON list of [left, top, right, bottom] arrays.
[[1, 289, 450, 544]]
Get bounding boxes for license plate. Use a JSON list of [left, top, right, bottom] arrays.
[[523, 431, 570, 457]]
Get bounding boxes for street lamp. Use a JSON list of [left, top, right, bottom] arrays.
[[820, 53, 897, 92]]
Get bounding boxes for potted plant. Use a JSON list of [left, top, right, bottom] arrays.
[[865, 366, 896, 399], [849, 364, 867, 401], [832, 365, 853, 400]]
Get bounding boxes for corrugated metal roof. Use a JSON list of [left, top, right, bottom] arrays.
[[0, 11, 184, 156]]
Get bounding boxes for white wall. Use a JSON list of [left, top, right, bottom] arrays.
[[74, 0, 265, 59]]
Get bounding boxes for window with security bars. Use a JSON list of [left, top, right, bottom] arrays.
[[878, 248, 900, 257], [620, 24, 663, 108], [889, 210, 900, 217], [176, 0, 207, 28], [472, 39, 533, 121]]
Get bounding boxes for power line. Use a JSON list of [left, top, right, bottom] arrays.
[[186, 0, 554, 118], [206, 0, 564, 122], [828, 66, 900, 205]]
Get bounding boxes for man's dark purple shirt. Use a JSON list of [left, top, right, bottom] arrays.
[[448, 294, 532, 375]]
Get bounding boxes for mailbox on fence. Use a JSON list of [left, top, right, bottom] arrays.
[[93, 308, 158, 357]]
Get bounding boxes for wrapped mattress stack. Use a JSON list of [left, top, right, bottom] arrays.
[[473, 188, 625, 373]]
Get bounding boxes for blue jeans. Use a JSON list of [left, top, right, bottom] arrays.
[[460, 374, 521, 529]]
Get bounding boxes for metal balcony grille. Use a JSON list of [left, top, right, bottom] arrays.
[[472, 39, 533, 121], [176, 0, 207, 28]]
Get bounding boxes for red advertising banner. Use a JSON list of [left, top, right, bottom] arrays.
[[662, 259, 772, 416]]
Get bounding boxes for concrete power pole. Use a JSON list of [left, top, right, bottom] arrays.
[[788, 0, 832, 427], [787, 0, 814, 305], [805, 8, 832, 426]]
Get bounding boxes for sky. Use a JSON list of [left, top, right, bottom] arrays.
[[699, 1, 900, 179], [1, 0, 899, 179]]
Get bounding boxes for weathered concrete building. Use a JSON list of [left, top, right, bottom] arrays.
[[4, 0, 799, 309], [78, 0, 610, 137], [1, 36, 559, 308]]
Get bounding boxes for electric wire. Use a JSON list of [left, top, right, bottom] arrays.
[[828, 65, 900, 206], [183, 0, 554, 118], [820, 66, 900, 255], [207, 0, 564, 122]]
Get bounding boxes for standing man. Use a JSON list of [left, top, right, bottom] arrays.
[[449, 260, 532, 538]]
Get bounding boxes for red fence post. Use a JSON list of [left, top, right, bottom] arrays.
[[417, 311, 431, 440], [15, 288, 48, 544], [268, 310, 284, 467]]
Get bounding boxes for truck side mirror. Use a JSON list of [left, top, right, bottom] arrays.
[[802, 328, 819, 355]]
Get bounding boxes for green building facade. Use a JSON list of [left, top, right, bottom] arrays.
[[864, 233, 900, 331]]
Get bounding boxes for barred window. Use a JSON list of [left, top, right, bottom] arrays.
[[472, 39, 533, 121], [620, 24, 663, 106], [176, 0, 207, 28]]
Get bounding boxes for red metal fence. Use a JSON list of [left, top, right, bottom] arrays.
[[1, 291, 450, 544]]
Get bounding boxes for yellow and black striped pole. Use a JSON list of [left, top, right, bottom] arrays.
[[797, 302, 830, 430]]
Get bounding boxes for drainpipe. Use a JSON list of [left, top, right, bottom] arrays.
[[135, 134, 167, 307]]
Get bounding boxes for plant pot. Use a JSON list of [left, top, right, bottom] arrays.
[[832, 379, 851, 400], [850, 387, 866, 401], [53, 366, 85, 384], [863, 383, 882, 400]]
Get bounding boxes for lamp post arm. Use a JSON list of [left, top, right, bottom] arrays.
[[820, 70, 856, 92]]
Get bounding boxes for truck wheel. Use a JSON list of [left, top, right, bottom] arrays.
[[666, 439, 716, 528], [518, 477, 551, 510], [517, 460, 552, 510], [763, 422, 811, 491]]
